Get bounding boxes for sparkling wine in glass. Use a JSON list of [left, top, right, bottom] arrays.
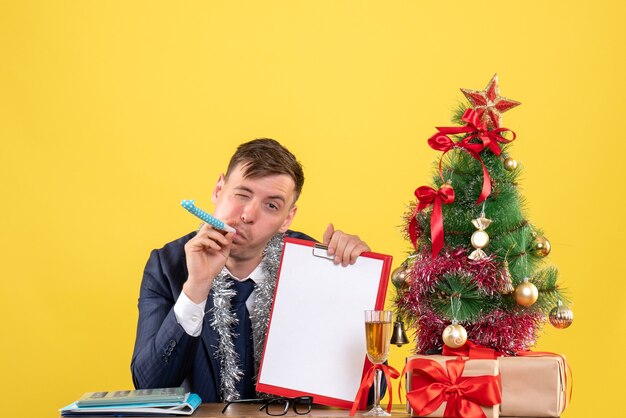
[[364, 310, 392, 416]]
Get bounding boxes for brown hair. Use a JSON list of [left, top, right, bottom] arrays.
[[225, 138, 305, 202]]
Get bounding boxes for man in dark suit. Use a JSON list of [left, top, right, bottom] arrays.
[[131, 138, 370, 402]]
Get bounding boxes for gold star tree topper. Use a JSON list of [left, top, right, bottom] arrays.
[[460, 74, 521, 129]]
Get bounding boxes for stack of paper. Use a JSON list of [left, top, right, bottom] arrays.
[[59, 388, 201, 416]]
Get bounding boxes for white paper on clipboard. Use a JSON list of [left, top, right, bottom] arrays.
[[256, 237, 392, 408]]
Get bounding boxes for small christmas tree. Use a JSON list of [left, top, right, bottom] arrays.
[[393, 75, 574, 355]]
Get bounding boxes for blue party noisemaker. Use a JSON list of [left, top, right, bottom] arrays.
[[181, 200, 237, 233]]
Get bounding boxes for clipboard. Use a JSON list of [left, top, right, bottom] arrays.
[[256, 237, 392, 409]]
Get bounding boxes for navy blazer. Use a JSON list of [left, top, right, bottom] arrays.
[[130, 230, 314, 402]]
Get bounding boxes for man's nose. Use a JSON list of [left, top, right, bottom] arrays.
[[240, 200, 259, 224]]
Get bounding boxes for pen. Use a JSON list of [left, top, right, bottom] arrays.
[[181, 200, 237, 233]]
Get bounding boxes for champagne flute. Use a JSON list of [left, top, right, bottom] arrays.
[[364, 310, 393, 416]]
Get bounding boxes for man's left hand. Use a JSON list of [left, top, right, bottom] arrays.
[[322, 223, 371, 266]]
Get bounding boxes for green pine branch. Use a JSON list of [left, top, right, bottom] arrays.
[[430, 272, 500, 322]]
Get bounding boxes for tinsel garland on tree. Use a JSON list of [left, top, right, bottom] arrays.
[[393, 75, 573, 355]]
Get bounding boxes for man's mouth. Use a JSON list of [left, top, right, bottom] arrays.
[[232, 228, 247, 243]]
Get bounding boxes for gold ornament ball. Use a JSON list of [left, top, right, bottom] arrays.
[[532, 235, 551, 257], [391, 266, 408, 288], [549, 302, 574, 329], [504, 157, 518, 171], [515, 278, 539, 306], [442, 323, 468, 348], [439, 181, 453, 192]]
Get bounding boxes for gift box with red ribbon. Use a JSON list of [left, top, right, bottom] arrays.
[[403, 355, 501, 418], [404, 351, 570, 418], [441, 342, 571, 417]]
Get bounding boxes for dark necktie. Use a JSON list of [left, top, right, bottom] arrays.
[[229, 278, 256, 398]]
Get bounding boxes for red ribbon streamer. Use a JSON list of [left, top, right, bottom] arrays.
[[400, 357, 502, 418], [442, 340, 503, 359], [409, 185, 455, 257], [350, 363, 400, 416], [428, 134, 491, 205], [428, 108, 516, 204]]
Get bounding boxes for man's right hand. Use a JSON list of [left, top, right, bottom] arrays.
[[182, 223, 234, 303]]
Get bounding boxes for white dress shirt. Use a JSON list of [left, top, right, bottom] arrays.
[[174, 263, 266, 337]]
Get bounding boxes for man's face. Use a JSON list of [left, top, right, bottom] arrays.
[[212, 163, 298, 262]]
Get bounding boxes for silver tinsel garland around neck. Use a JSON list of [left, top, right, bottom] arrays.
[[209, 233, 284, 402]]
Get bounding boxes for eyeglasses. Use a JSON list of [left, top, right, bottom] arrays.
[[221, 396, 313, 416]]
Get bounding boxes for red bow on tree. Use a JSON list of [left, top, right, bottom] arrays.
[[409, 184, 455, 257], [428, 108, 516, 204], [401, 357, 502, 418], [441, 108, 517, 156]]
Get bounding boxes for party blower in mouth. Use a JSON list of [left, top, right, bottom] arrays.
[[181, 199, 237, 233]]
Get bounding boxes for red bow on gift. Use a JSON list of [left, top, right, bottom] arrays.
[[401, 357, 501, 418], [409, 184, 455, 257], [350, 363, 400, 416], [428, 108, 517, 204]]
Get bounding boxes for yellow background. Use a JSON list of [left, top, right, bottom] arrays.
[[1, 1, 624, 417]]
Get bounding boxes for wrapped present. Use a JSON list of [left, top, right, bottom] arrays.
[[441, 342, 571, 417], [403, 355, 501, 418], [499, 354, 568, 417]]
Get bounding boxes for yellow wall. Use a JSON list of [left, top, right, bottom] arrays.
[[1, 1, 624, 417]]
